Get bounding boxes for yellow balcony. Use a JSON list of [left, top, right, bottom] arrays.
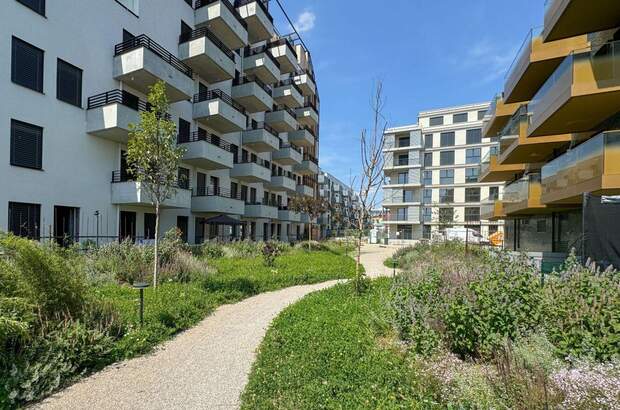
[[503, 173, 548, 216], [481, 200, 505, 221], [541, 131, 620, 204], [504, 28, 589, 103], [528, 40, 620, 137], [543, 0, 620, 42], [482, 93, 522, 138], [478, 152, 526, 183]]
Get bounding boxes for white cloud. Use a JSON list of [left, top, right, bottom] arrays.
[[454, 39, 518, 85], [294, 10, 316, 33]]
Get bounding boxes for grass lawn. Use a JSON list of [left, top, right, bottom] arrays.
[[241, 279, 429, 409]]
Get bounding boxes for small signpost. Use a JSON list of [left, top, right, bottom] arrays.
[[133, 282, 150, 326]]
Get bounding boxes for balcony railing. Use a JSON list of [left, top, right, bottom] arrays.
[[273, 170, 296, 180], [111, 170, 190, 189], [303, 153, 318, 164], [233, 75, 272, 95], [503, 173, 540, 204], [193, 89, 247, 115], [248, 119, 279, 138], [294, 69, 316, 84], [193, 186, 242, 199], [244, 44, 281, 69], [268, 38, 297, 59], [234, 0, 273, 23], [114, 34, 193, 78], [505, 26, 543, 82], [179, 27, 235, 61], [238, 156, 270, 169], [177, 130, 233, 152], [279, 142, 301, 153], [247, 198, 279, 207], [272, 105, 297, 119], [194, 0, 248, 29], [87, 90, 149, 111], [275, 78, 303, 96]]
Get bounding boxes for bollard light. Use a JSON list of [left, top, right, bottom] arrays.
[[392, 257, 397, 277], [133, 281, 150, 326]]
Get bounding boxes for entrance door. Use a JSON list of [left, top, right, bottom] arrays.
[[54, 206, 80, 246], [263, 223, 269, 241], [119, 211, 136, 242], [144, 213, 156, 240]]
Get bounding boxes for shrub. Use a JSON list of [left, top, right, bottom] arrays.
[[262, 241, 282, 267], [159, 251, 213, 283], [223, 240, 265, 258], [199, 241, 225, 259], [86, 240, 152, 285], [293, 240, 327, 252]]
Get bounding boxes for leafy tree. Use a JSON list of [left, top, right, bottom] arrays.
[[127, 81, 185, 288], [289, 196, 330, 249]]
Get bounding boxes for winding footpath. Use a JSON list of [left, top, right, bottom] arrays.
[[34, 244, 398, 410]]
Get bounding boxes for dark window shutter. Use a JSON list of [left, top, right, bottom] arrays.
[[12, 37, 44, 92], [179, 118, 191, 139], [8, 202, 41, 239], [17, 0, 45, 16], [11, 119, 43, 169], [57, 59, 83, 107]]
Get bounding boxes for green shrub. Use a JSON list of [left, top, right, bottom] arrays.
[[223, 240, 265, 258], [198, 241, 226, 259], [86, 239, 152, 285], [261, 241, 282, 267]]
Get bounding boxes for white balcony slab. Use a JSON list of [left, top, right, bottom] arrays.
[[295, 105, 319, 128], [265, 109, 297, 132], [236, 0, 275, 43], [242, 128, 280, 152], [268, 176, 297, 193], [86, 104, 139, 143], [230, 162, 271, 183], [180, 140, 234, 170], [273, 83, 304, 109], [195, 0, 248, 50], [179, 35, 235, 83], [287, 128, 315, 148], [272, 146, 302, 165], [111, 182, 191, 209], [243, 53, 280, 84], [231, 81, 273, 113], [193, 98, 247, 133], [192, 195, 245, 215], [245, 204, 278, 219]]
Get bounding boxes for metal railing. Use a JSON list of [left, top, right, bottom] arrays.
[[274, 78, 303, 96], [114, 34, 193, 78], [111, 170, 190, 189], [87, 90, 149, 111], [244, 44, 281, 69], [177, 130, 233, 152], [298, 125, 316, 138], [179, 27, 235, 61], [272, 104, 297, 119], [193, 89, 247, 115], [234, 0, 273, 23], [303, 153, 318, 164], [268, 37, 297, 59], [246, 198, 279, 207], [237, 156, 271, 169], [193, 186, 242, 199], [248, 119, 279, 137], [194, 0, 248, 29], [233, 75, 272, 95], [279, 142, 301, 153]]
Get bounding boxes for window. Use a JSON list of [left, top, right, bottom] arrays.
[[439, 188, 454, 203], [115, 0, 139, 16], [423, 189, 432, 203], [440, 169, 454, 184], [398, 136, 410, 147], [440, 151, 455, 166], [465, 187, 481, 202], [489, 186, 499, 200], [396, 208, 407, 221], [177, 216, 189, 242], [453, 113, 468, 123], [403, 190, 415, 202], [478, 110, 487, 121], [17, 0, 45, 15], [424, 134, 433, 148], [8, 202, 41, 239], [440, 132, 455, 147], [438, 208, 454, 223], [466, 148, 481, 164], [423, 171, 432, 185], [465, 167, 479, 183], [537, 219, 547, 233], [424, 153, 433, 167], [12, 37, 44, 93], [241, 185, 248, 201], [423, 225, 432, 239], [490, 145, 499, 156], [429, 116, 443, 126], [178, 168, 190, 189], [397, 172, 408, 184], [144, 213, 156, 239], [11, 119, 43, 170], [57, 59, 83, 107], [423, 207, 432, 222], [179, 118, 191, 141], [465, 207, 480, 222], [396, 154, 408, 166], [466, 128, 482, 144], [397, 225, 413, 240]]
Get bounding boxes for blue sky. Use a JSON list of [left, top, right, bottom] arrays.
[[272, 0, 541, 185]]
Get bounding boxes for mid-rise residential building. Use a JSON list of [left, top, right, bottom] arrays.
[[480, 1, 620, 269], [2, 0, 320, 244], [382, 103, 504, 244], [318, 170, 360, 237]]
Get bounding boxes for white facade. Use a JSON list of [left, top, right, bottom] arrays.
[[318, 170, 360, 237], [382, 103, 504, 244], [2, 0, 320, 244]]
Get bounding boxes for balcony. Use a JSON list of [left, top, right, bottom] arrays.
[[230, 158, 271, 183], [194, 0, 248, 50], [243, 45, 280, 85], [193, 89, 248, 133], [504, 28, 590, 103], [245, 200, 279, 219], [528, 40, 620, 137], [268, 38, 299, 74], [541, 131, 620, 204], [479, 152, 527, 183], [273, 79, 304, 109], [300, 213, 317, 224], [288, 127, 315, 148], [242, 121, 280, 152], [278, 207, 301, 222], [86, 90, 143, 143], [497, 105, 578, 165], [383, 208, 421, 225], [110, 171, 191, 209], [179, 27, 236, 83], [296, 183, 314, 197], [178, 130, 234, 170], [268, 174, 297, 193], [482, 93, 523, 138], [192, 186, 245, 215], [480, 200, 506, 221], [295, 102, 319, 129], [293, 70, 317, 96], [503, 173, 547, 216], [235, 0, 275, 43], [272, 143, 302, 165], [383, 172, 422, 188], [231, 76, 273, 113], [265, 106, 298, 133], [113, 35, 194, 102], [543, 0, 620, 42], [294, 154, 319, 175]]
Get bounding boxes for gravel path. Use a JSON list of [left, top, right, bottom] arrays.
[[34, 245, 397, 410]]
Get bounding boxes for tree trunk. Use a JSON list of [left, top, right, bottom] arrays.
[[308, 222, 312, 251], [153, 202, 160, 289]]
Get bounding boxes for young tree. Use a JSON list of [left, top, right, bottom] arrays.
[[289, 195, 330, 249], [351, 81, 387, 294], [127, 81, 185, 288]]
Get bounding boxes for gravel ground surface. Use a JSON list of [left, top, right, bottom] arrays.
[[34, 245, 397, 410]]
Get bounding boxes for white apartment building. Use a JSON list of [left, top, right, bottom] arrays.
[[318, 170, 359, 237], [2, 0, 320, 245], [382, 103, 504, 244]]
